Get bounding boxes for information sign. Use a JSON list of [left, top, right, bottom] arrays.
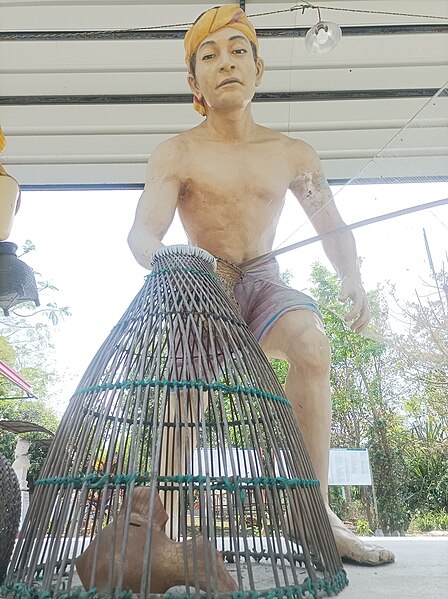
[[328, 448, 372, 486]]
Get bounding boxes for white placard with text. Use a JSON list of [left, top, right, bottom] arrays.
[[328, 448, 372, 486]]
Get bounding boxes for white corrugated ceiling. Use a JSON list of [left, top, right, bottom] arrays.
[[0, 0, 447, 187]]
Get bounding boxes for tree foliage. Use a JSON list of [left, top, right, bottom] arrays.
[[0, 336, 59, 490], [309, 263, 409, 532], [0, 242, 67, 487], [306, 259, 448, 532], [390, 265, 448, 515]]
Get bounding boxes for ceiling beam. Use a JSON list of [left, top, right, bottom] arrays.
[[0, 23, 447, 41], [19, 174, 448, 192], [0, 88, 439, 106]]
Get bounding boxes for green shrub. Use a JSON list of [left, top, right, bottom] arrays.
[[404, 422, 448, 514], [409, 510, 448, 532], [355, 519, 372, 536]]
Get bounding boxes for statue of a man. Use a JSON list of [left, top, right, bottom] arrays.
[[12, 437, 31, 490], [128, 4, 394, 565], [0, 126, 21, 241]]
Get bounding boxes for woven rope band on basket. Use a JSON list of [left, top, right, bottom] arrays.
[[3, 246, 347, 598]]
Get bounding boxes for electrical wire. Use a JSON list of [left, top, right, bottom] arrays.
[[289, 3, 448, 21], [3, 3, 446, 37], [271, 82, 448, 254]]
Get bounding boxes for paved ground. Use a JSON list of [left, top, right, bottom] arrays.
[[340, 536, 448, 598], [223, 535, 448, 598]]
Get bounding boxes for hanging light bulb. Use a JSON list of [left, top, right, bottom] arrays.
[[305, 6, 342, 55], [305, 21, 342, 55]]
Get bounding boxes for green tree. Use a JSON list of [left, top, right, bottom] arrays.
[[0, 336, 59, 490], [390, 264, 448, 516], [309, 262, 409, 532], [270, 358, 288, 386], [0, 243, 68, 487], [269, 269, 293, 386]]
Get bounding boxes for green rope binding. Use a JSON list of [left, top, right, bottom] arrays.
[[34, 472, 143, 490], [158, 474, 320, 490], [1, 569, 348, 599], [73, 378, 291, 408], [35, 473, 319, 490], [0, 584, 133, 599]]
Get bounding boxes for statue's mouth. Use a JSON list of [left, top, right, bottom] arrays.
[[218, 78, 241, 87]]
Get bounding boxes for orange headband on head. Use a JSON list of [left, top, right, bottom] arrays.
[[184, 4, 259, 117], [0, 127, 5, 154]]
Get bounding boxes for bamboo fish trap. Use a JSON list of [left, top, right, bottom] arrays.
[[3, 245, 347, 598]]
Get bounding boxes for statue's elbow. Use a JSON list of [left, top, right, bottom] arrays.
[[127, 229, 137, 258], [127, 227, 158, 270], [127, 229, 144, 267]]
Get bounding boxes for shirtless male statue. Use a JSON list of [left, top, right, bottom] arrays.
[[128, 4, 394, 566]]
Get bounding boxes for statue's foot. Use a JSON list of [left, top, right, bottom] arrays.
[[326, 508, 395, 566]]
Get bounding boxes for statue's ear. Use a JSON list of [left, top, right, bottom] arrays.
[[255, 56, 265, 87], [187, 73, 202, 100]]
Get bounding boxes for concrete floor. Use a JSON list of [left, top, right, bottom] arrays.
[[340, 536, 448, 598], [220, 535, 448, 598]]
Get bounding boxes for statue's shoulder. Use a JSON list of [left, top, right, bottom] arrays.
[[177, 124, 209, 145], [283, 134, 317, 156], [153, 134, 185, 155], [158, 128, 204, 155], [280, 135, 322, 173], [258, 127, 317, 156], [149, 134, 190, 170], [255, 125, 285, 144]]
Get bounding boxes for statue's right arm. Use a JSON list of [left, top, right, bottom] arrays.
[[128, 140, 181, 269]]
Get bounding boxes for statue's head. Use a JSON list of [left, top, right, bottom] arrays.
[[184, 5, 264, 117], [15, 437, 30, 458]]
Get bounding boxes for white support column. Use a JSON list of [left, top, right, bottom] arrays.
[[12, 437, 31, 528]]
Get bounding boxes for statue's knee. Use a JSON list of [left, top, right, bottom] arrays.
[[290, 329, 331, 373]]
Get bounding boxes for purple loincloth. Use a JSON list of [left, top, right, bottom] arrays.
[[234, 259, 321, 341]]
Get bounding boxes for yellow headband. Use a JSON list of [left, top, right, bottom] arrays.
[[0, 127, 5, 154], [184, 5, 258, 116]]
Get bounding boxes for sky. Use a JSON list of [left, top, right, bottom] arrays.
[[5, 181, 448, 414]]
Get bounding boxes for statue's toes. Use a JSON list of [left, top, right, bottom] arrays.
[[343, 542, 395, 566]]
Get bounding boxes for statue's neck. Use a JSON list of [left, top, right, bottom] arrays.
[[202, 106, 257, 142]]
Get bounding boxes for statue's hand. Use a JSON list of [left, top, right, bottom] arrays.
[[338, 276, 371, 333]]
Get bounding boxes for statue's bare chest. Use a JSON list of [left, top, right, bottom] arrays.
[[180, 143, 291, 205]]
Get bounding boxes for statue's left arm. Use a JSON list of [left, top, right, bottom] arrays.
[[289, 141, 370, 333]]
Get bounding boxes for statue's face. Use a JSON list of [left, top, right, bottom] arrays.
[[15, 438, 30, 455], [188, 26, 264, 114]]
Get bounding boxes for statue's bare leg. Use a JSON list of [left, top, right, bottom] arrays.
[[260, 310, 394, 565], [160, 389, 199, 539]]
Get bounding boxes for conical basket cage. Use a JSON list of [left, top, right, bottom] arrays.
[[3, 246, 347, 598]]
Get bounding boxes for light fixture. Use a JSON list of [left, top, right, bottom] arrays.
[[0, 241, 40, 316], [305, 6, 342, 55]]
